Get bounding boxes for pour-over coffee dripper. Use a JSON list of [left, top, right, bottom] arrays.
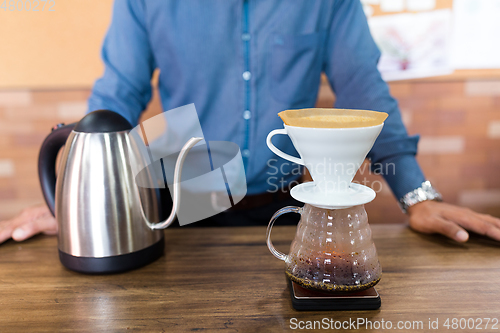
[[265, 108, 388, 308], [267, 109, 387, 209]]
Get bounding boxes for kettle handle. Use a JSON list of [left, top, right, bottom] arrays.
[[266, 206, 303, 261], [145, 137, 203, 229], [38, 123, 76, 216]]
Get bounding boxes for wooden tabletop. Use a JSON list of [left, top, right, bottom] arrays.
[[0, 224, 499, 332]]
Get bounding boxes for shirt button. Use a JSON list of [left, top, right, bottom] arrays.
[[242, 149, 250, 158], [242, 33, 251, 41], [243, 110, 251, 120], [242, 71, 251, 81]]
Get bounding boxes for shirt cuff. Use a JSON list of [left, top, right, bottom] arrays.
[[374, 154, 427, 200]]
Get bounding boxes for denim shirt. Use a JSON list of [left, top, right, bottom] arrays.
[[88, 0, 426, 199]]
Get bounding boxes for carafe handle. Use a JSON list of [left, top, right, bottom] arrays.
[[266, 129, 304, 165], [266, 206, 302, 261]]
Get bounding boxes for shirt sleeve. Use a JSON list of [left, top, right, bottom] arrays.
[[87, 0, 155, 126], [322, 0, 427, 200]]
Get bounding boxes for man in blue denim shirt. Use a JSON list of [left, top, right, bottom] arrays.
[[2, 0, 499, 243]]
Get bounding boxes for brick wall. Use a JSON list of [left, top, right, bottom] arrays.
[[0, 79, 499, 223]]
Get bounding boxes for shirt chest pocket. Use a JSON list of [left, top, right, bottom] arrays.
[[269, 31, 326, 106]]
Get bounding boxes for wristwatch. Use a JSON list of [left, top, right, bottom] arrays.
[[399, 180, 443, 213]]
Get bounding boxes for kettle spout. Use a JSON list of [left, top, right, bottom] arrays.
[[141, 137, 203, 230]]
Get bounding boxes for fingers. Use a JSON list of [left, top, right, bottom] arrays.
[[0, 222, 16, 244], [478, 212, 500, 228], [0, 205, 57, 244], [408, 201, 470, 242], [0, 213, 27, 244], [409, 201, 500, 242], [442, 208, 500, 242], [12, 215, 57, 241], [429, 215, 469, 243]]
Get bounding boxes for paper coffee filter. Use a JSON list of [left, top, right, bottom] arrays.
[[278, 108, 388, 128]]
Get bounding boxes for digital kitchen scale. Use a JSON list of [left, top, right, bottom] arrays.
[[287, 277, 381, 311]]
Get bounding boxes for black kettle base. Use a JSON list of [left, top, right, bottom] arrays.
[[59, 237, 165, 274]]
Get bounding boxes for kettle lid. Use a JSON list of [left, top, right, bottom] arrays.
[[74, 110, 132, 133]]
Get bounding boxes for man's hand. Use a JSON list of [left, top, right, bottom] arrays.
[[0, 205, 57, 244], [407, 200, 500, 242]]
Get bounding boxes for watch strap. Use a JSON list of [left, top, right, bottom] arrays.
[[399, 180, 443, 213]]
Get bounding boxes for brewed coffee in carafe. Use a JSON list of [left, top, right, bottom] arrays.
[[266, 108, 387, 293], [290, 205, 380, 292]]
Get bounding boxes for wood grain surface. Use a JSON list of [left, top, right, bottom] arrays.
[[0, 225, 499, 332]]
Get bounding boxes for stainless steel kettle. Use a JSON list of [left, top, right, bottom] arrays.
[[38, 110, 202, 274]]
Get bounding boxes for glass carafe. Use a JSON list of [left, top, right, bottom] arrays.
[[267, 204, 381, 293]]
